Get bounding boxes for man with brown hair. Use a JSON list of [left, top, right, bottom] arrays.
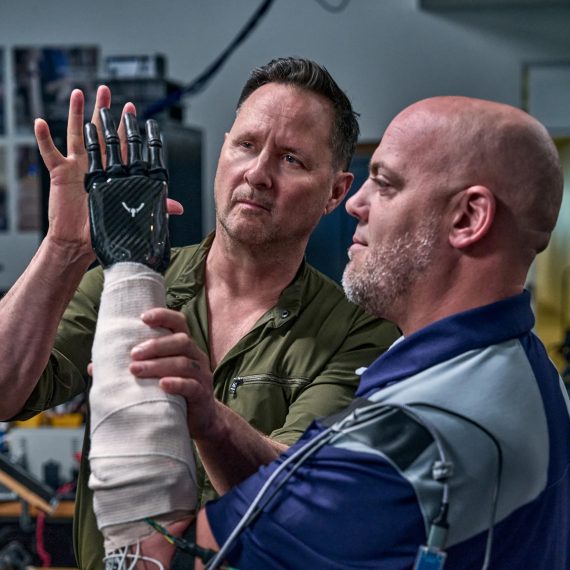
[[0, 58, 397, 568]]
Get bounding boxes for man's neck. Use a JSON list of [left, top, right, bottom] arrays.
[[206, 230, 306, 299], [394, 262, 525, 337], [204, 231, 306, 369]]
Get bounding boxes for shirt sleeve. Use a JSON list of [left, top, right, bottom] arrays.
[[270, 315, 400, 445], [205, 425, 426, 569], [12, 266, 104, 419]]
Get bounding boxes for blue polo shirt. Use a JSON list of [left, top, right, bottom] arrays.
[[206, 292, 570, 569]]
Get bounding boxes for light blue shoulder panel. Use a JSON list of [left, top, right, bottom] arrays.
[[333, 339, 549, 547]]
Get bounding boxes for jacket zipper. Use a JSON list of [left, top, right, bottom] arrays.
[[228, 375, 310, 398], [229, 377, 244, 398]]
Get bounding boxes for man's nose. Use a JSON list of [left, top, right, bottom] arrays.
[[244, 151, 273, 190], [346, 183, 369, 222]]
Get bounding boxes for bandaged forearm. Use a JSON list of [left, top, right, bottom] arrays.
[[89, 263, 197, 553]]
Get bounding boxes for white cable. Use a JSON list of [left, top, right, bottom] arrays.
[[205, 426, 337, 568], [103, 541, 165, 570]]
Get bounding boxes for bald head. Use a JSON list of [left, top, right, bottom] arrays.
[[344, 96, 563, 327], [391, 96, 563, 256]]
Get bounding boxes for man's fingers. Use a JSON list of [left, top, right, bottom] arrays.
[[158, 376, 190, 397], [131, 332, 193, 361], [130, 356, 201, 381], [141, 307, 190, 334], [35, 119, 64, 172], [118, 102, 137, 164], [66, 89, 86, 156], [90, 85, 111, 124], [90, 85, 111, 165], [167, 198, 184, 215]]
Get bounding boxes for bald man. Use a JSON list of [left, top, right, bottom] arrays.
[[140, 96, 570, 569]]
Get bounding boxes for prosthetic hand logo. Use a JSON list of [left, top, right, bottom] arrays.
[[121, 202, 145, 218], [84, 109, 170, 272]]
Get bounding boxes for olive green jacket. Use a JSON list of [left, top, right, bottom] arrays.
[[14, 234, 399, 569]]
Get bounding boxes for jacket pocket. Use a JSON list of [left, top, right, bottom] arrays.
[[225, 373, 310, 435]]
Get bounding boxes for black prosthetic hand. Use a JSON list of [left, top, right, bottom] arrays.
[[85, 110, 170, 273]]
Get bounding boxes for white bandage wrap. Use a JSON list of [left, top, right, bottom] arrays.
[[88, 263, 197, 553]]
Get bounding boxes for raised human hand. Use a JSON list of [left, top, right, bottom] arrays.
[[34, 85, 183, 263], [34, 86, 115, 256], [85, 109, 171, 272]]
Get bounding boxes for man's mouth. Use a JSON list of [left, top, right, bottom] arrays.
[[352, 235, 368, 247], [232, 196, 272, 212], [347, 236, 367, 259]]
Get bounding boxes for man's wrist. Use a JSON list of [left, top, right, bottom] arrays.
[[44, 233, 95, 268], [193, 400, 232, 446]]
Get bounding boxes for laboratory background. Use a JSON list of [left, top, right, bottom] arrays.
[[0, 0, 568, 566]]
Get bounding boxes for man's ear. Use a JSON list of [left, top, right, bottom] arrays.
[[323, 171, 354, 215], [448, 185, 496, 249]]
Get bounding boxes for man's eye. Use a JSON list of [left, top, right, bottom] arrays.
[[284, 154, 300, 165], [373, 177, 390, 189], [239, 141, 254, 150]]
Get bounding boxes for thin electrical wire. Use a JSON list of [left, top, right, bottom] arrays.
[[205, 426, 336, 568], [410, 402, 503, 570], [207, 399, 503, 569], [145, 518, 177, 547], [142, 0, 275, 119], [207, 401, 452, 568], [35, 511, 51, 568], [34, 479, 77, 568], [336, 402, 452, 504], [103, 541, 165, 570]]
